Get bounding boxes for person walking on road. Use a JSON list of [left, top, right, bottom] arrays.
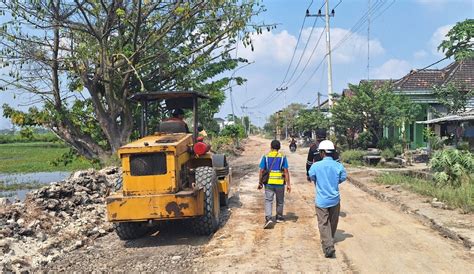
[[308, 140, 347, 258], [258, 140, 291, 229]]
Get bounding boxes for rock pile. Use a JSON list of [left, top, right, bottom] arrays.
[[0, 167, 120, 272]]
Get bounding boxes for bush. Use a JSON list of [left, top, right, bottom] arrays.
[[424, 128, 444, 151], [210, 136, 233, 152], [341, 150, 366, 165], [355, 131, 372, 149], [375, 173, 474, 213], [381, 149, 395, 160], [430, 149, 474, 187], [377, 137, 393, 150], [393, 143, 403, 156], [457, 141, 470, 151], [221, 124, 245, 139]]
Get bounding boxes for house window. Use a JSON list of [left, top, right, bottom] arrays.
[[409, 124, 414, 142]]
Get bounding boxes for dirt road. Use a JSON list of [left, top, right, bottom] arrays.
[[46, 136, 473, 272], [197, 136, 473, 272]]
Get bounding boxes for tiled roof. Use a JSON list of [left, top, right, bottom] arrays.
[[360, 79, 394, 89], [394, 59, 474, 91]]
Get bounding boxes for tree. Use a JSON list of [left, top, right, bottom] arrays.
[[0, 1, 269, 162], [281, 103, 305, 136], [434, 20, 474, 115], [294, 108, 329, 135], [433, 82, 473, 115], [331, 82, 420, 148], [438, 19, 474, 61]]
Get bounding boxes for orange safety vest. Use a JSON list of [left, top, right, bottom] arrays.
[[265, 151, 285, 185]]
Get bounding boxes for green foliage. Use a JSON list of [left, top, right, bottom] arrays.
[[393, 144, 404, 156], [430, 149, 474, 187], [0, 1, 269, 161], [0, 181, 44, 191], [280, 103, 307, 134], [433, 82, 473, 115], [294, 108, 330, 133], [0, 142, 93, 173], [210, 136, 233, 152], [381, 149, 395, 160], [457, 141, 470, 151], [331, 82, 420, 149], [423, 128, 444, 151], [221, 124, 245, 139], [438, 19, 474, 61], [356, 131, 373, 149], [375, 173, 474, 213], [340, 150, 366, 165], [0, 131, 60, 144]]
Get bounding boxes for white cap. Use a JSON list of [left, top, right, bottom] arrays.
[[318, 140, 335, 151]]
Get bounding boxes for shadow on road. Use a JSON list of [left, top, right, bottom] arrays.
[[285, 212, 299, 222], [334, 229, 353, 243]]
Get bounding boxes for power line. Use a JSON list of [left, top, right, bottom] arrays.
[[286, 26, 326, 88], [249, 0, 318, 109], [332, 0, 387, 52], [284, 17, 321, 86], [277, 0, 315, 88], [373, 0, 396, 21]]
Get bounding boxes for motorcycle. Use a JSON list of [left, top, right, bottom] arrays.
[[289, 142, 297, 153]]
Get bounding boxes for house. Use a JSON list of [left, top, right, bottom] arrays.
[[384, 59, 474, 148], [214, 117, 225, 130]]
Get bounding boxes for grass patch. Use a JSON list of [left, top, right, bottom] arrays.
[[0, 142, 93, 173], [0, 180, 44, 191], [340, 150, 366, 165], [375, 173, 474, 213]]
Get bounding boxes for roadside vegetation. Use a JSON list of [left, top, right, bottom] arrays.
[[0, 180, 44, 191], [0, 141, 93, 173], [375, 173, 473, 213]]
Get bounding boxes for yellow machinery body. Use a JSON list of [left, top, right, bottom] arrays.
[[106, 133, 230, 222]]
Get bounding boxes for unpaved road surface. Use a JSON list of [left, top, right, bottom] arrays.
[[46, 136, 473, 272]]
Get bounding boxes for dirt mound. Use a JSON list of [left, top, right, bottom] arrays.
[[0, 167, 120, 272]]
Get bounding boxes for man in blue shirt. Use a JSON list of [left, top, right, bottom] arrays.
[[308, 140, 347, 258], [258, 140, 291, 229]]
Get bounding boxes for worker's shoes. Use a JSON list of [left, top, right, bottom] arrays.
[[324, 246, 336, 258], [264, 218, 274, 229], [276, 216, 285, 223]]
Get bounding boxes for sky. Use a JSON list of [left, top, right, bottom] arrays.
[[0, 0, 473, 129], [215, 0, 473, 126]]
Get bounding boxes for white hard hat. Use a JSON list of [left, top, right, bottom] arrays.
[[318, 140, 335, 151]]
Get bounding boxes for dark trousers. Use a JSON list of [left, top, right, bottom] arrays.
[[316, 203, 340, 250], [264, 186, 285, 219]]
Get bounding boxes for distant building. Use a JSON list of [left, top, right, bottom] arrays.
[[342, 58, 474, 149], [214, 117, 225, 130], [387, 59, 474, 148]]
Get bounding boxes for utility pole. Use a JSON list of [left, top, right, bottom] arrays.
[[276, 87, 288, 140], [367, 0, 371, 80], [230, 87, 235, 123], [307, 0, 335, 135], [317, 92, 321, 111]]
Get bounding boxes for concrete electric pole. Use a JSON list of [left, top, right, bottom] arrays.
[[276, 87, 288, 140], [307, 0, 335, 135]]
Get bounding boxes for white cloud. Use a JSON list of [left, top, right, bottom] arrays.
[[239, 27, 385, 66], [429, 24, 453, 56], [414, 50, 428, 59], [372, 59, 412, 79], [331, 28, 385, 63], [238, 30, 297, 64], [415, 0, 470, 9]]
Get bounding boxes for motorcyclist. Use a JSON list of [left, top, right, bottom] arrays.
[[289, 137, 297, 152]]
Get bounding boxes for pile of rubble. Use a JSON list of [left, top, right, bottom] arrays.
[[0, 167, 120, 272]]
